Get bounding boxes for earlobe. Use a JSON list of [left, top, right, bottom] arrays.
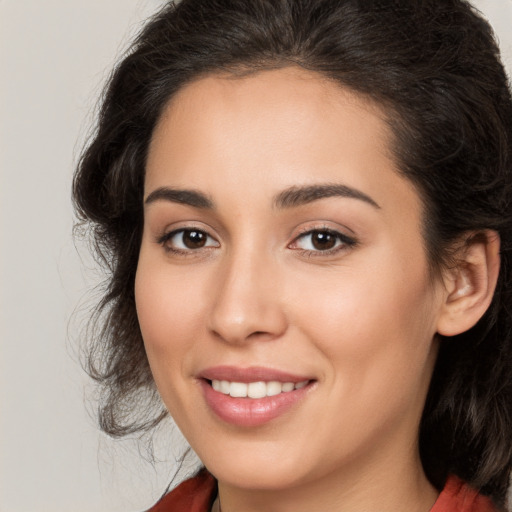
[[436, 230, 500, 337]]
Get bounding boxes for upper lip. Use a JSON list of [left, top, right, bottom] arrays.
[[198, 366, 314, 383]]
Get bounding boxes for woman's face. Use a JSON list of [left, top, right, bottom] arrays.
[[136, 68, 447, 491]]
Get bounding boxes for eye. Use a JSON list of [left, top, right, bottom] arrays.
[[290, 229, 356, 253], [158, 228, 220, 252]]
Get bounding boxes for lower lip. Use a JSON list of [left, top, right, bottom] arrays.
[[200, 380, 313, 427]]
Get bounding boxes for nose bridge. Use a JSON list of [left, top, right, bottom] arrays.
[[208, 239, 287, 344]]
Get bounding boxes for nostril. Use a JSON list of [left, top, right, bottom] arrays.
[[251, 331, 270, 337]]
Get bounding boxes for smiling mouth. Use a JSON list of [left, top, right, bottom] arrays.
[[200, 373, 315, 426], [209, 379, 310, 398]]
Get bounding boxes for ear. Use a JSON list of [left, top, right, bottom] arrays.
[[436, 230, 500, 337]]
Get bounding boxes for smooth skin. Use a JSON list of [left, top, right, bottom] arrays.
[[135, 67, 500, 512]]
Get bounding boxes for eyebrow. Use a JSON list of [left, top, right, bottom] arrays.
[[274, 184, 380, 209], [145, 187, 214, 209], [144, 183, 380, 210]]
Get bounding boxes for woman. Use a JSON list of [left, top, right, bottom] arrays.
[[73, 0, 512, 511]]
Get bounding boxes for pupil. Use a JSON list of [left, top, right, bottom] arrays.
[[183, 230, 206, 249], [312, 231, 336, 250]]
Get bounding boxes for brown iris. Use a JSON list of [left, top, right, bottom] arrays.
[[181, 230, 207, 249], [310, 230, 337, 250]]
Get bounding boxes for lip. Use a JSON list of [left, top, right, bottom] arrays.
[[198, 366, 315, 427], [198, 365, 313, 383]]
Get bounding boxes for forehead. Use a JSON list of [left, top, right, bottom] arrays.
[[145, 67, 419, 223], [152, 67, 392, 151], [163, 66, 385, 121]]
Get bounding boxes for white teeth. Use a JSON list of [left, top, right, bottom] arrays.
[[211, 379, 309, 398], [266, 381, 283, 396], [248, 381, 267, 399], [229, 382, 248, 397], [282, 382, 295, 392], [220, 380, 230, 394]]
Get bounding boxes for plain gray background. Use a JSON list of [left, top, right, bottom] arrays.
[[1, 1, 512, 511]]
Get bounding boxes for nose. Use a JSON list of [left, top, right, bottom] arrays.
[[207, 249, 288, 345]]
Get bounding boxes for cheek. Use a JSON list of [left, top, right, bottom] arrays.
[[134, 254, 205, 380], [290, 247, 439, 398], [134, 256, 213, 431]]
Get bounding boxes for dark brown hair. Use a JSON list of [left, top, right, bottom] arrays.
[[73, 0, 512, 504]]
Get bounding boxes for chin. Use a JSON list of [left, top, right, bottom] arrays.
[[210, 463, 304, 491], [200, 443, 310, 490]]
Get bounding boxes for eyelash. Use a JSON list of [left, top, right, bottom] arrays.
[[156, 226, 357, 257], [290, 227, 358, 257], [156, 228, 220, 256]]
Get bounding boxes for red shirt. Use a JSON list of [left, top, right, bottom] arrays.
[[147, 470, 499, 512], [147, 470, 216, 512], [431, 476, 499, 512]]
